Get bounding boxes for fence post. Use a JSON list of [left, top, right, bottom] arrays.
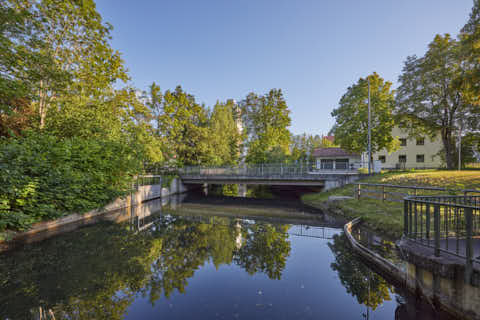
[[434, 204, 440, 257], [465, 207, 473, 284], [404, 199, 409, 236], [425, 203, 430, 241], [357, 184, 361, 200], [382, 186, 386, 201], [414, 201, 418, 239]]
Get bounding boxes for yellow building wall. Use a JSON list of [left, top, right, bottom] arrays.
[[374, 127, 444, 169]]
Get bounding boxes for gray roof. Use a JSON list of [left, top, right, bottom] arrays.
[[312, 147, 360, 158]]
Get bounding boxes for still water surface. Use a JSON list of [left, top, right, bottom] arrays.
[[0, 194, 455, 319]]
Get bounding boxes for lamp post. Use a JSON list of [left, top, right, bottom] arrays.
[[367, 77, 372, 174]]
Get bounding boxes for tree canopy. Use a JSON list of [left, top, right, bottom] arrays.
[[331, 72, 399, 156], [240, 89, 292, 164], [396, 34, 479, 169]]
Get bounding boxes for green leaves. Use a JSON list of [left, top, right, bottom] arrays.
[[396, 34, 478, 169], [331, 72, 398, 155], [241, 89, 292, 164], [0, 132, 139, 231]]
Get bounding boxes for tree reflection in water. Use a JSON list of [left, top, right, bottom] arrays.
[[0, 214, 291, 320], [328, 233, 393, 312]]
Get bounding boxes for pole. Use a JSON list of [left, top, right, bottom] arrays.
[[458, 122, 462, 171], [367, 77, 372, 175]]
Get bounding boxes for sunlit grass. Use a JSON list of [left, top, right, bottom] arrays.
[[302, 170, 480, 238]]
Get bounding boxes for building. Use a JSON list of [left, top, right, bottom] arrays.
[[312, 147, 362, 170], [373, 127, 443, 169]]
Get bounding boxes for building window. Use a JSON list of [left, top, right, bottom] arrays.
[[416, 154, 425, 163], [400, 138, 407, 146], [416, 138, 424, 145], [378, 155, 386, 163], [399, 155, 407, 163]]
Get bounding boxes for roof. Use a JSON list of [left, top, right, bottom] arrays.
[[312, 147, 360, 158], [322, 135, 335, 143]]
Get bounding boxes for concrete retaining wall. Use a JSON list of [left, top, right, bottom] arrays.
[[344, 219, 480, 320], [1, 178, 188, 246]]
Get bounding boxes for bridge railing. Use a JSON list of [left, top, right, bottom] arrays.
[[180, 163, 365, 177], [404, 195, 480, 280]]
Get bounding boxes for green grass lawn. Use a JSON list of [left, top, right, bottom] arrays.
[[302, 170, 480, 238]]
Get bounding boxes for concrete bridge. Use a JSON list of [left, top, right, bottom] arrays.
[[179, 164, 362, 190]]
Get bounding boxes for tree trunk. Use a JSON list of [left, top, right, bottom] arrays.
[[442, 128, 455, 169]]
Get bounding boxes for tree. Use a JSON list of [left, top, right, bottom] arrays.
[[207, 99, 242, 165], [459, 0, 480, 105], [157, 85, 212, 166], [289, 134, 327, 163], [396, 34, 479, 169], [331, 73, 398, 159], [4, 0, 128, 129], [240, 89, 292, 164]]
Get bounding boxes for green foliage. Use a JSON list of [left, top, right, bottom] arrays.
[[396, 34, 479, 169], [459, 0, 480, 106], [328, 234, 393, 310], [156, 86, 213, 166], [208, 100, 242, 165], [240, 89, 292, 164], [0, 133, 139, 231], [290, 133, 334, 163], [0, 214, 292, 318], [331, 72, 398, 155]]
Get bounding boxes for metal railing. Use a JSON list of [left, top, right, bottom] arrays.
[[404, 195, 480, 279], [356, 183, 480, 202], [133, 175, 163, 190], [180, 162, 366, 177]]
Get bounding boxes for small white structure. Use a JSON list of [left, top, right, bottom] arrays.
[[312, 148, 362, 170]]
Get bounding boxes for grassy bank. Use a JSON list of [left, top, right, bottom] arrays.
[[302, 170, 480, 238]]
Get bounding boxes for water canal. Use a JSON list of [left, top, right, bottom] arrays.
[[0, 192, 457, 319]]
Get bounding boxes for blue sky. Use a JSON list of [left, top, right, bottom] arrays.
[[96, 0, 473, 135]]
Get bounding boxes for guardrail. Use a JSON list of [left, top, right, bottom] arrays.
[[180, 163, 368, 177], [404, 195, 480, 279], [356, 183, 480, 202]]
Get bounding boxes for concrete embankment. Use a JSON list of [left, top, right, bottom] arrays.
[[0, 178, 188, 249], [344, 218, 480, 320]]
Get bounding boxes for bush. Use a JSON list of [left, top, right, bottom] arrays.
[[0, 133, 140, 231]]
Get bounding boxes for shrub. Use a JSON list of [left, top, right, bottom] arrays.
[[0, 133, 140, 231]]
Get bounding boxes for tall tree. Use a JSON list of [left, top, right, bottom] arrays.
[[459, 0, 480, 106], [157, 85, 212, 166], [208, 100, 242, 165], [240, 89, 292, 164], [396, 34, 478, 169], [331, 72, 398, 158], [5, 0, 128, 128]]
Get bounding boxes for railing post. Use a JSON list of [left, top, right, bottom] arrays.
[[465, 207, 473, 284], [404, 199, 409, 236], [425, 203, 430, 241], [434, 204, 440, 257], [414, 201, 418, 239]]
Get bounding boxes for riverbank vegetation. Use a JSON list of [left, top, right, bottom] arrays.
[[302, 170, 480, 238], [0, 0, 334, 234]]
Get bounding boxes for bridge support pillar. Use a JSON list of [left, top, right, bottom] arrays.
[[238, 184, 247, 197]]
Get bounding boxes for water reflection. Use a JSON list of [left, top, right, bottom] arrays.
[[0, 211, 291, 319], [328, 234, 394, 312], [0, 196, 458, 320]]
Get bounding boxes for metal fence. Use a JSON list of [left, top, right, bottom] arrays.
[[134, 175, 163, 189], [404, 195, 480, 278], [356, 183, 480, 202], [180, 162, 366, 177]]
